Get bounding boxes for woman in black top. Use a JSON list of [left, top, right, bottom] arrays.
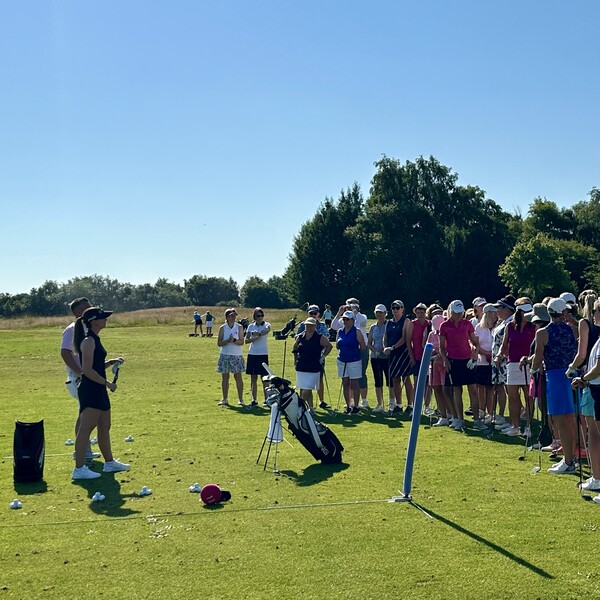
[[293, 317, 332, 413], [72, 307, 129, 480]]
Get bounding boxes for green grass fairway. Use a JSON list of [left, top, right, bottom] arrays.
[[1, 318, 600, 599]]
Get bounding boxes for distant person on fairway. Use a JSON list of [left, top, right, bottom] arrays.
[[60, 297, 100, 462], [72, 307, 129, 480], [193, 310, 203, 336], [204, 311, 214, 337], [217, 308, 245, 406]]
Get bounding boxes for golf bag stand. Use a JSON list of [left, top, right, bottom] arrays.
[[263, 375, 343, 464], [256, 400, 283, 472], [14, 420, 45, 482]]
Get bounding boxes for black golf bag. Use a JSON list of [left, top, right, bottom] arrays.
[[13, 420, 45, 482], [264, 376, 343, 464]]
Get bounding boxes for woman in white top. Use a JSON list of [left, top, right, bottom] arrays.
[[474, 304, 498, 423], [244, 307, 271, 406], [217, 308, 245, 406]]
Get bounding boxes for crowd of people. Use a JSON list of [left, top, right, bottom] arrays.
[[61, 291, 600, 502]]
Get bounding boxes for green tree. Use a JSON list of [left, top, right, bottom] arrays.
[[499, 234, 574, 299], [184, 275, 239, 306], [284, 183, 363, 305], [573, 188, 600, 251]]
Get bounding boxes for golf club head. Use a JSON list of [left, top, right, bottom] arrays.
[[531, 466, 541, 474]]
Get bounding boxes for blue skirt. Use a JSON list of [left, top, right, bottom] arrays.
[[545, 369, 574, 415]]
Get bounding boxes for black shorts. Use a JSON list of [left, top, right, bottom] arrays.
[[590, 384, 600, 421], [246, 354, 269, 375], [445, 358, 476, 387], [475, 365, 492, 386]]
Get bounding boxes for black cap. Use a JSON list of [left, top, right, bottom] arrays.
[[82, 307, 113, 323]]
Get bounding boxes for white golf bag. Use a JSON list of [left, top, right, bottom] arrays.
[[263, 375, 343, 464]]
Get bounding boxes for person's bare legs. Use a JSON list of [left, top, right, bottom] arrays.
[[234, 373, 244, 402], [74, 408, 100, 468], [96, 410, 113, 462], [221, 373, 230, 401]]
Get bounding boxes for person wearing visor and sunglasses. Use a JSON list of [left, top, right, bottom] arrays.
[[384, 300, 414, 415], [296, 305, 332, 410], [336, 310, 366, 414], [71, 307, 128, 480]]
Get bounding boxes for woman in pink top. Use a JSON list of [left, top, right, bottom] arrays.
[[427, 314, 452, 426], [498, 297, 536, 436]]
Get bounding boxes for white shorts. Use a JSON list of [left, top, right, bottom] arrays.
[[337, 359, 362, 380], [296, 371, 320, 390], [507, 362, 529, 386], [206, 321, 213, 328]]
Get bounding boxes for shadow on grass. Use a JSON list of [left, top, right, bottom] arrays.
[[413, 503, 554, 579], [72, 471, 140, 517], [281, 461, 349, 486], [14, 479, 48, 495]]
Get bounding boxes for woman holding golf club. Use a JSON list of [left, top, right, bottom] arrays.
[[497, 297, 536, 437], [368, 304, 391, 413], [474, 303, 499, 424], [439, 300, 484, 431], [293, 317, 332, 413], [245, 307, 271, 406], [72, 307, 129, 480], [384, 300, 414, 414], [336, 311, 366, 414], [217, 308, 245, 406], [532, 298, 578, 474], [568, 291, 600, 489]]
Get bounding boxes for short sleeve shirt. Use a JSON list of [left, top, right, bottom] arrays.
[[440, 318, 474, 360]]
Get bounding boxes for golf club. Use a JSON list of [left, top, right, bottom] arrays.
[[112, 360, 123, 384], [573, 386, 594, 501], [518, 364, 530, 461]]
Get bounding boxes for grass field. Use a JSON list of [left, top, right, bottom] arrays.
[[1, 309, 600, 599]]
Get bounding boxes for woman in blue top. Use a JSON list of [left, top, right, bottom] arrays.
[[337, 310, 366, 414], [532, 298, 578, 474]]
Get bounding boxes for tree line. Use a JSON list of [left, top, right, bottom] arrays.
[[3, 155, 599, 318], [0, 274, 294, 318]]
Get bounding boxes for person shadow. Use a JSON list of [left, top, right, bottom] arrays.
[[72, 471, 140, 517]]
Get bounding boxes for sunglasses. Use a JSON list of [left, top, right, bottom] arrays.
[[308, 311, 318, 316], [255, 313, 264, 317], [391, 306, 402, 310]]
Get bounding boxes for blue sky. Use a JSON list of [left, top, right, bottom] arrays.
[[1, 1, 598, 295]]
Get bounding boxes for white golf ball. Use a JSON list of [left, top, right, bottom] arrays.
[[65, 439, 74, 446], [90, 437, 98, 445], [125, 435, 134, 442]]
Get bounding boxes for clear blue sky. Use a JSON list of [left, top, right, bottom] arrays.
[[1, 1, 598, 295]]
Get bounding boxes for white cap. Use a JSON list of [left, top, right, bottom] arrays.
[[559, 292, 577, 306], [449, 300, 465, 314], [342, 310, 355, 320], [548, 298, 568, 315], [374, 304, 387, 313]]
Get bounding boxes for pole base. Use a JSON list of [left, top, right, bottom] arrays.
[[389, 494, 412, 503]]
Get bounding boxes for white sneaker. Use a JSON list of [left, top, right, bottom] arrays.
[[72, 465, 101, 480], [472, 419, 488, 431], [217, 399, 229, 406], [423, 406, 435, 416], [547, 459, 576, 474], [483, 415, 493, 425], [103, 459, 130, 473], [432, 417, 450, 427], [360, 399, 370, 409], [450, 419, 464, 430], [372, 405, 383, 413], [503, 426, 521, 436], [523, 426, 532, 438], [581, 477, 600, 491], [497, 421, 514, 431], [593, 495, 600, 504], [238, 399, 245, 406], [388, 401, 397, 412]]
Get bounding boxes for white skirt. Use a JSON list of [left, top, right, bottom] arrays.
[[296, 371, 320, 390], [507, 362, 529, 386], [337, 359, 362, 380]]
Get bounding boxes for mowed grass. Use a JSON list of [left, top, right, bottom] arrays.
[[1, 313, 600, 599]]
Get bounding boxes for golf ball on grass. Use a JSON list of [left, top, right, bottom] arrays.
[[64, 439, 74, 446], [189, 483, 202, 493], [10, 499, 22, 509], [90, 437, 98, 445], [125, 435, 134, 442], [139, 486, 152, 496], [91, 492, 106, 502]]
